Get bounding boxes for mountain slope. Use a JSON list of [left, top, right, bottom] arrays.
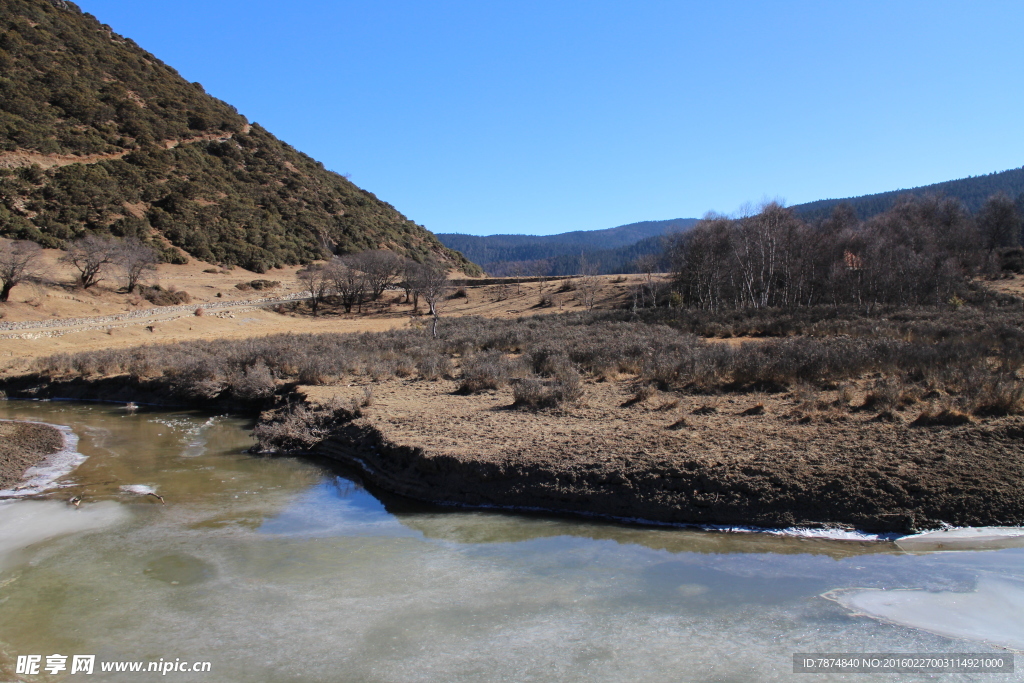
[[0, 0, 480, 274], [791, 166, 1024, 223]]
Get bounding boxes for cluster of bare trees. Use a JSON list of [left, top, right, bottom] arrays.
[[298, 249, 452, 333], [667, 194, 1022, 313], [60, 234, 159, 291], [0, 234, 160, 303]]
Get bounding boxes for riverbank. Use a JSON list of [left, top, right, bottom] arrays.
[[0, 420, 66, 490], [8, 300, 1024, 534], [297, 380, 1024, 534]]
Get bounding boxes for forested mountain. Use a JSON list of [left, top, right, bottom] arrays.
[[447, 166, 1024, 276], [0, 0, 480, 274], [791, 166, 1024, 223], [438, 218, 697, 276]]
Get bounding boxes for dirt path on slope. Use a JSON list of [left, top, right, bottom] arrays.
[[0, 127, 250, 170]]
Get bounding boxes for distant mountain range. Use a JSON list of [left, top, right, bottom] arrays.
[[789, 165, 1024, 222], [437, 218, 697, 276], [440, 166, 1024, 276]]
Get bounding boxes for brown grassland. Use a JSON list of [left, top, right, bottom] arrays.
[[4, 256, 1024, 533]]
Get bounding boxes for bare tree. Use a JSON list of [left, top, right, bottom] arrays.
[[531, 260, 550, 292], [115, 237, 158, 292], [297, 263, 332, 316], [0, 238, 42, 302], [351, 249, 403, 300], [508, 261, 525, 294], [61, 234, 118, 289], [399, 258, 420, 304], [633, 253, 659, 286], [576, 254, 600, 311], [325, 256, 366, 313], [978, 192, 1021, 254], [411, 260, 450, 338]]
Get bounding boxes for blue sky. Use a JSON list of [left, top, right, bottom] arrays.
[[78, 0, 1023, 236]]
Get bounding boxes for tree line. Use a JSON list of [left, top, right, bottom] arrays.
[[667, 193, 1023, 312]]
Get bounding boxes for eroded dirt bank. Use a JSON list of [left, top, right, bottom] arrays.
[[303, 381, 1024, 534], [0, 420, 65, 490]]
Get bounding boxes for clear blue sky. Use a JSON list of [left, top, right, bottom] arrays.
[[78, 0, 1024, 236]]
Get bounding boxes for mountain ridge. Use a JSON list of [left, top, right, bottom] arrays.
[[0, 0, 481, 274]]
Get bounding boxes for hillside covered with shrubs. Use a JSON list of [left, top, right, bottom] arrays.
[[0, 0, 480, 274]]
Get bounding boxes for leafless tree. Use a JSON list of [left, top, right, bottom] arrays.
[[411, 260, 450, 337], [0, 238, 42, 302], [351, 249, 403, 300], [61, 234, 118, 289], [297, 263, 332, 316], [633, 253, 660, 286], [531, 260, 550, 292], [508, 261, 526, 294], [115, 237, 158, 292], [399, 258, 421, 304], [576, 254, 600, 311], [977, 192, 1021, 254], [325, 256, 366, 313]]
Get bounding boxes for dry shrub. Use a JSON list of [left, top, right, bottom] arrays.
[[194, 307, 205, 317], [298, 357, 333, 385], [458, 351, 524, 394], [656, 398, 680, 412], [911, 404, 973, 427], [166, 359, 224, 400], [251, 399, 349, 453], [622, 384, 657, 407], [861, 378, 918, 412], [140, 285, 191, 306], [228, 361, 276, 401], [512, 364, 583, 410], [417, 353, 452, 381], [367, 358, 396, 382], [837, 382, 856, 406], [965, 375, 1024, 416]]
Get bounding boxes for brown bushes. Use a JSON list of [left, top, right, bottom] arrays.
[[252, 399, 350, 453], [140, 285, 191, 306], [235, 279, 281, 292], [458, 351, 525, 394], [20, 305, 1024, 419]]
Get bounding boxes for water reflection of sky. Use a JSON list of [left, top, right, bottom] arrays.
[[258, 476, 421, 538]]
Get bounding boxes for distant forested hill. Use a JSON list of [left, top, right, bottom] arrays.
[[791, 166, 1024, 223], [0, 0, 480, 274], [438, 218, 697, 275]]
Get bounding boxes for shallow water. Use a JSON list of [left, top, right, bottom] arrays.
[[0, 401, 1020, 682]]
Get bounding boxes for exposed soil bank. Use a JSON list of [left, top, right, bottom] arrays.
[[0, 420, 65, 490], [7, 374, 1024, 534], [303, 381, 1024, 534]]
